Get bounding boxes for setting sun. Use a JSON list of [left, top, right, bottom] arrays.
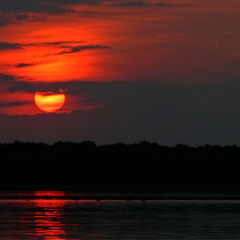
[[34, 90, 66, 113]]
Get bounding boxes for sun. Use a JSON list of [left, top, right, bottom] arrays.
[[34, 90, 66, 113]]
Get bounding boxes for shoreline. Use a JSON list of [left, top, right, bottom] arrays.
[[1, 194, 240, 200]]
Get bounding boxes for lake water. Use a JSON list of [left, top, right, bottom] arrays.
[[0, 192, 240, 239]]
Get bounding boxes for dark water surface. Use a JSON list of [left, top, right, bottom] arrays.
[[1, 192, 240, 239]]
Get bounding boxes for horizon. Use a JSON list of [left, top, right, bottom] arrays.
[[1, 140, 240, 148]]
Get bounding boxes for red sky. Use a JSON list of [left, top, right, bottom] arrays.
[[1, 0, 240, 146], [0, 0, 239, 115]]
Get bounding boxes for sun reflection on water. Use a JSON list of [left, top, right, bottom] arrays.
[[34, 191, 66, 198], [34, 192, 67, 240]]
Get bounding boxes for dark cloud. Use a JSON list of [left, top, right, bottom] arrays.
[[49, 0, 182, 7], [0, 40, 57, 51], [8, 79, 240, 112], [0, 0, 182, 16], [0, 73, 18, 82], [0, 41, 35, 50], [50, 0, 102, 4], [0, 13, 44, 26], [0, 41, 101, 52], [0, 0, 184, 26], [0, 42, 22, 50], [15, 13, 29, 20], [58, 45, 112, 55], [8, 81, 37, 93], [115, 1, 152, 7], [0, 101, 31, 109], [112, 1, 174, 7], [1, 80, 240, 145], [15, 63, 39, 68], [0, 74, 33, 92], [37, 41, 84, 46], [0, 14, 12, 26], [0, 0, 73, 14]]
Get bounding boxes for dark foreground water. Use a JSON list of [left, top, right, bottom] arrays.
[[1, 192, 240, 239]]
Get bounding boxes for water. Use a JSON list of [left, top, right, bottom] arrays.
[[0, 192, 240, 239]]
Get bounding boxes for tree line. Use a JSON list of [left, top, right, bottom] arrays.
[[0, 141, 240, 190]]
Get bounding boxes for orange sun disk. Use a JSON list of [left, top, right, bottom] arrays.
[[34, 91, 66, 113]]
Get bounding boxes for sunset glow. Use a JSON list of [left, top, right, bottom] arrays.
[[0, 0, 240, 116], [0, 0, 240, 145]]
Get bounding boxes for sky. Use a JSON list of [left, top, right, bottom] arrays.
[[0, 0, 240, 145]]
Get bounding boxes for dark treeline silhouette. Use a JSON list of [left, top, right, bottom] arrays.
[[1, 141, 240, 190]]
